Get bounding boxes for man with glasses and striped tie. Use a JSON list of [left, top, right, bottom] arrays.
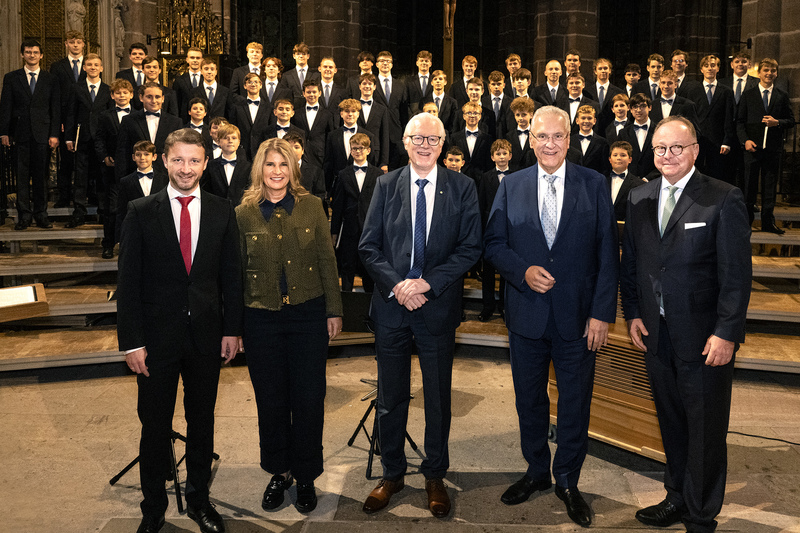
[[358, 112, 481, 519], [620, 115, 751, 533]]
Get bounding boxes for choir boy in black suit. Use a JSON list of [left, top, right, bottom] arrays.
[[331, 132, 379, 292], [483, 71, 515, 140], [324, 99, 378, 192], [584, 58, 623, 135], [444, 146, 465, 173], [115, 82, 184, 181], [374, 51, 409, 170], [186, 97, 208, 135], [172, 47, 205, 122], [737, 57, 794, 233], [632, 54, 664, 101], [252, 98, 305, 149], [229, 42, 264, 97], [617, 92, 656, 179], [0, 39, 60, 230], [284, 131, 327, 204], [624, 63, 641, 98], [140, 56, 179, 116], [95, 79, 135, 257], [565, 74, 600, 134], [563, 49, 582, 81], [279, 42, 320, 99], [721, 50, 760, 190], [347, 51, 375, 99], [649, 70, 699, 132], [356, 74, 390, 172], [115, 140, 167, 244], [51, 30, 86, 208], [671, 49, 704, 102], [408, 50, 435, 115], [533, 60, 568, 111], [451, 101, 493, 182], [478, 138, 512, 322], [504, 54, 522, 99], [207, 116, 229, 160], [262, 56, 289, 111], [695, 55, 736, 184], [447, 55, 479, 109], [505, 97, 535, 171], [64, 53, 113, 227], [606, 140, 645, 222], [511, 68, 533, 99], [229, 73, 269, 160], [452, 78, 495, 134], [292, 79, 335, 169], [605, 93, 630, 144], [201, 123, 251, 207], [570, 105, 609, 175], [115, 42, 148, 95], [318, 57, 346, 121], [420, 101, 452, 162], [421, 70, 458, 133], [193, 58, 231, 123]]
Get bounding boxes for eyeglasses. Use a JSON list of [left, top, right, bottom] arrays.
[[407, 135, 442, 146], [652, 143, 698, 156], [464, 112, 481, 117], [532, 133, 567, 143], [350, 146, 366, 152]]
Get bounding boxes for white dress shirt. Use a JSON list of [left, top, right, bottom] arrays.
[[221, 156, 236, 185], [634, 119, 651, 151], [610, 172, 625, 203], [145, 112, 160, 143], [465, 127, 479, 156], [138, 166, 155, 197]]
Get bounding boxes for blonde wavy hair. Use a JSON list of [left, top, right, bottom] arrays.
[[240, 138, 308, 207]]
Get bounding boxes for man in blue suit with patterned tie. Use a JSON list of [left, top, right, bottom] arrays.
[[359, 113, 482, 519], [484, 106, 619, 527]]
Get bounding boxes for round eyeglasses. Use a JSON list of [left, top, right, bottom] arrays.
[[652, 143, 698, 157], [407, 135, 442, 146]]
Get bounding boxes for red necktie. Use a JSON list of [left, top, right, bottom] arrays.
[[178, 196, 194, 274]]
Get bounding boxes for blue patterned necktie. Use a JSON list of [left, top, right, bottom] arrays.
[[598, 85, 605, 107], [542, 174, 557, 248], [29, 72, 36, 94], [72, 59, 80, 82], [90, 84, 96, 102], [384, 78, 392, 103], [407, 179, 428, 278], [763, 89, 769, 112]]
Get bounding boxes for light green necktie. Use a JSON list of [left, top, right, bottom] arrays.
[[660, 186, 677, 236]]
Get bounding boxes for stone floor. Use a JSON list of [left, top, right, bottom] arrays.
[[1, 344, 799, 532]]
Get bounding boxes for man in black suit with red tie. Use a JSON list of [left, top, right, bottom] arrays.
[[0, 39, 60, 230], [115, 82, 184, 181], [117, 128, 243, 533]]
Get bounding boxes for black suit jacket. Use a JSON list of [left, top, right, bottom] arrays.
[[115, 169, 169, 242], [567, 96, 600, 134], [116, 68, 145, 110], [229, 64, 265, 97], [331, 164, 381, 238], [570, 133, 610, 175], [324, 126, 378, 191], [583, 82, 624, 134], [373, 75, 409, 144], [447, 75, 473, 109], [50, 56, 86, 119], [279, 67, 321, 100], [292, 105, 335, 168], [406, 73, 434, 115], [604, 118, 629, 145], [649, 95, 699, 134], [172, 71, 204, 121], [632, 79, 661, 100], [478, 168, 506, 227], [357, 101, 391, 167], [193, 83, 232, 122], [736, 85, 794, 152], [505, 129, 532, 171], [606, 170, 644, 221], [617, 122, 656, 178], [451, 129, 493, 182], [117, 188, 244, 355], [201, 156, 251, 206], [300, 159, 327, 202], [719, 74, 759, 108], [115, 110, 184, 180], [94, 108, 129, 162], [676, 78, 704, 102], [422, 93, 459, 133], [229, 95, 273, 160], [482, 93, 516, 140], [358, 165, 482, 335], [250, 123, 306, 154], [65, 81, 114, 147], [533, 83, 569, 111], [318, 81, 346, 123], [0, 68, 61, 144], [695, 82, 736, 148]]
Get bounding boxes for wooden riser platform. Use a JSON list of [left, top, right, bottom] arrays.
[[754, 206, 800, 222], [750, 227, 800, 245], [0, 250, 117, 277]]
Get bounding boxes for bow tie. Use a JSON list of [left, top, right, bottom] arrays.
[[277, 125, 289, 132], [190, 124, 203, 130], [611, 172, 626, 179], [660, 98, 674, 105], [116, 106, 131, 113], [466, 130, 479, 137], [247, 99, 260, 106], [221, 159, 237, 166], [353, 165, 367, 173], [144, 111, 161, 117], [212, 143, 220, 150], [614, 120, 626, 127], [137, 171, 153, 180], [343, 127, 355, 133], [307, 105, 318, 111], [497, 170, 506, 176], [570, 97, 581, 103], [360, 100, 372, 106], [517, 129, 529, 136], [633, 124, 648, 131], [579, 134, 592, 141]]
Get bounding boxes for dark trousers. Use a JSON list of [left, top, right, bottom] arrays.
[[137, 333, 221, 517], [57, 136, 74, 204], [648, 318, 734, 533], [481, 258, 505, 314], [697, 138, 732, 185], [338, 233, 374, 292], [243, 297, 328, 483], [72, 143, 102, 217], [14, 140, 49, 221], [101, 164, 117, 248], [374, 310, 455, 480], [508, 307, 595, 488], [742, 148, 780, 223]]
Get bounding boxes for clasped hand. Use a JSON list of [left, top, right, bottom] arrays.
[[393, 278, 430, 311]]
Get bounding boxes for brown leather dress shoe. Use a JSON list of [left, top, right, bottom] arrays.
[[362, 478, 404, 514], [426, 478, 451, 518]]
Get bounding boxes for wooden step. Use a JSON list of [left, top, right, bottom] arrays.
[[0, 250, 117, 277], [0, 220, 103, 243], [750, 227, 800, 245], [44, 286, 117, 316], [7, 206, 98, 220], [751, 256, 800, 279], [754, 206, 800, 222]]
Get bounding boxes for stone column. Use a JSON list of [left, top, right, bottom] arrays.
[[741, 0, 798, 100], [118, 0, 158, 70], [0, 0, 23, 92], [297, 0, 363, 76]]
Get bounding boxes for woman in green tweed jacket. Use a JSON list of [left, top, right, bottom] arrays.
[[236, 138, 343, 514]]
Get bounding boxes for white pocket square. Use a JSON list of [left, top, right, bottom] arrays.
[[685, 222, 706, 229]]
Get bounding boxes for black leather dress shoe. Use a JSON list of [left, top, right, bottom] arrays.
[[478, 310, 493, 322], [136, 515, 165, 533], [555, 485, 592, 527], [187, 501, 225, 533], [65, 217, 84, 228], [101, 247, 114, 259], [761, 221, 785, 235], [635, 498, 682, 527], [262, 473, 293, 510], [14, 220, 30, 231], [35, 217, 53, 228], [501, 475, 552, 505], [295, 481, 317, 513]]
